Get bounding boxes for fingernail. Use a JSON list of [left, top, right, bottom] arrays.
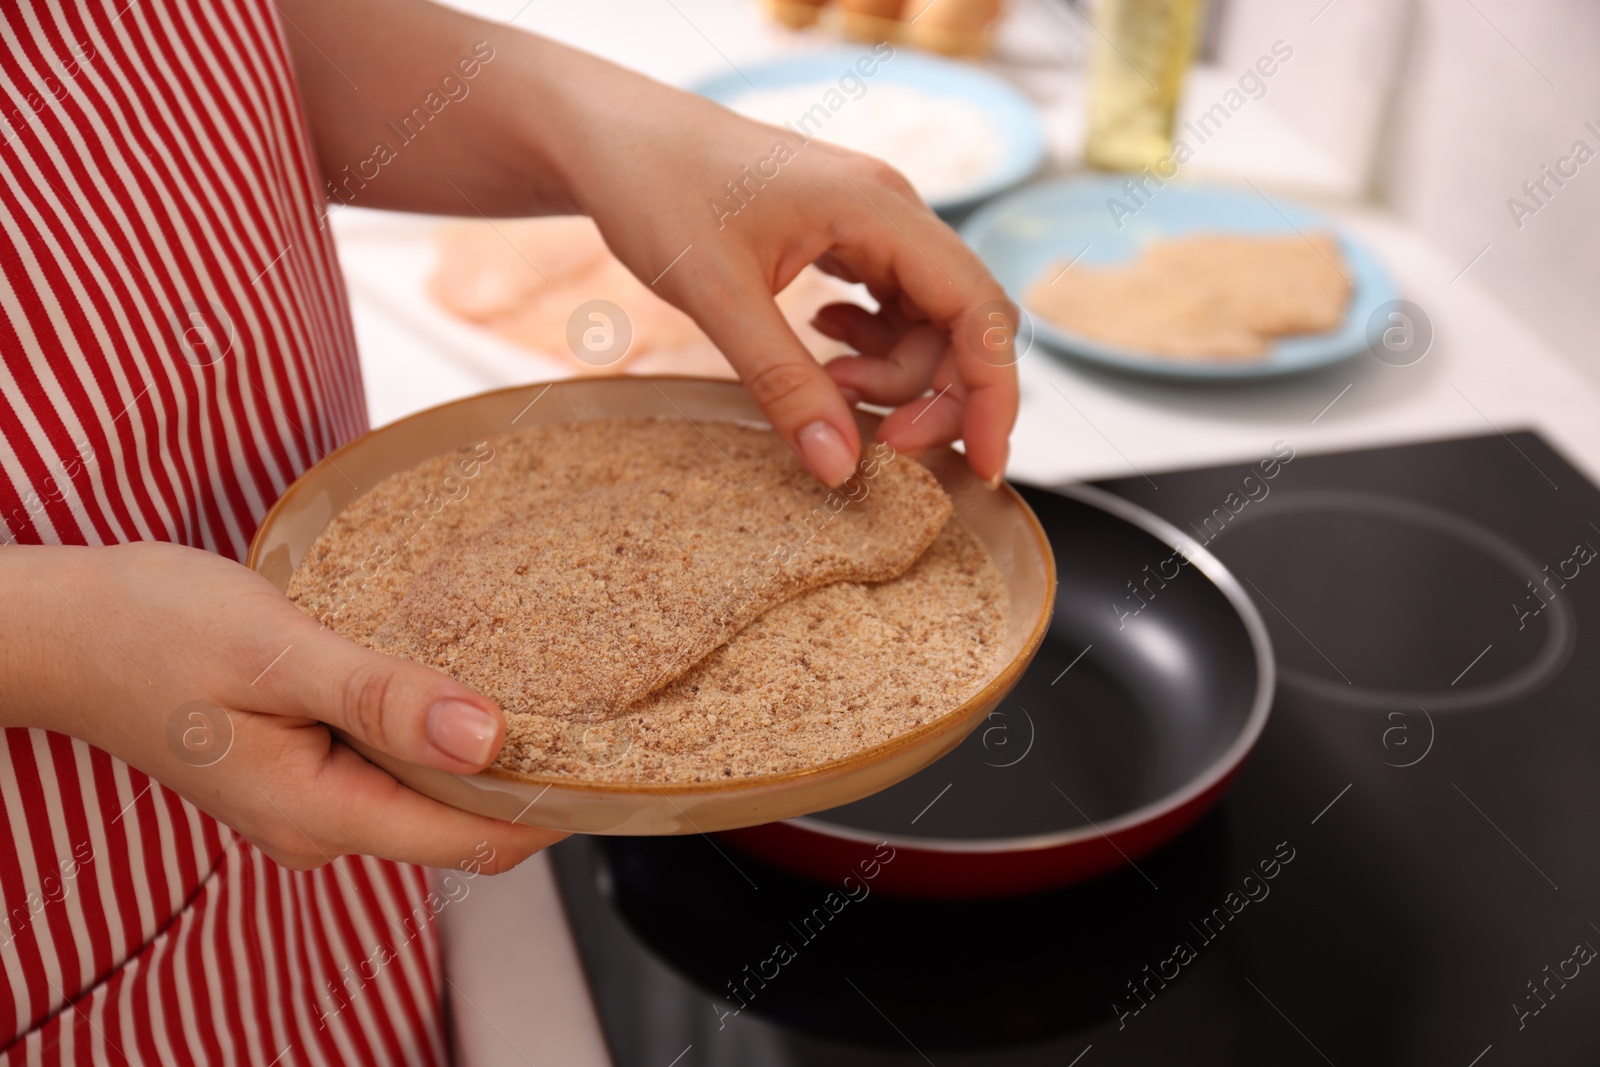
[[985, 444, 1009, 489], [840, 387, 863, 406], [427, 700, 498, 766], [797, 420, 857, 487]]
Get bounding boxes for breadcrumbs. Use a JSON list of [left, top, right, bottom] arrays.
[[288, 418, 1008, 782]]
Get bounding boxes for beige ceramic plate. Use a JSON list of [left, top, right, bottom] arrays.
[[248, 377, 1055, 834]]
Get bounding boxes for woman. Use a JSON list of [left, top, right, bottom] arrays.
[[0, 0, 1017, 1063]]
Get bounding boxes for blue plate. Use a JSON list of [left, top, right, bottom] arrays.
[[960, 178, 1400, 380], [691, 48, 1045, 216]]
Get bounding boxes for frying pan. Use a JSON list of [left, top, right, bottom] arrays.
[[719, 481, 1274, 898]]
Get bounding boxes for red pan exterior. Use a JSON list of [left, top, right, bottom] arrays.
[[718, 758, 1248, 899]]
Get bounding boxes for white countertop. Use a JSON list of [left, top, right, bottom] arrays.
[[340, 7, 1600, 1065]]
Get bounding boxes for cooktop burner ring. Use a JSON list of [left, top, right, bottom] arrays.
[[1218, 489, 1576, 712]]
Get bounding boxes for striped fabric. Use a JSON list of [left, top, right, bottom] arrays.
[[1, 2, 446, 1064]]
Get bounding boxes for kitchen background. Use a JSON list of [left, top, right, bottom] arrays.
[[317, 2, 1600, 1065], [339, 0, 1600, 500], [408, 0, 1600, 385]]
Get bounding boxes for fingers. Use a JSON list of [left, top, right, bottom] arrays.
[[843, 330, 1011, 488], [812, 252, 862, 286], [684, 265, 863, 487], [247, 743, 564, 872], [811, 303, 897, 358], [876, 350, 969, 454], [251, 625, 507, 774], [824, 179, 1019, 482], [823, 321, 945, 407], [953, 358, 1015, 486]]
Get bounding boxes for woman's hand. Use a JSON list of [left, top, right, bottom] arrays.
[[2, 543, 561, 873], [546, 66, 1019, 488], [279, 0, 1020, 488]]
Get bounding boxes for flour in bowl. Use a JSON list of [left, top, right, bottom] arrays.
[[728, 82, 1003, 204]]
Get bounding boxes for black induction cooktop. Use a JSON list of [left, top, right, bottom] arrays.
[[548, 431, 1600, 1067]]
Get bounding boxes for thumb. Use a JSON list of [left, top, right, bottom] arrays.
[[257, 628, 506, 773], [689, 271, 862, 487]]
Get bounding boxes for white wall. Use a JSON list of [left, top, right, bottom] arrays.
[[1375, 0, 1600, 386], [1214, 0, 1407, 198], [1221, 0, 1600, 384]]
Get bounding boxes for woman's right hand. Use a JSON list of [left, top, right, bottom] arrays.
[[2, 541, 562, 873]]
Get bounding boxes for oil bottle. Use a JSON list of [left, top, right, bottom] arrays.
[[1084, 0, 1203, 172]]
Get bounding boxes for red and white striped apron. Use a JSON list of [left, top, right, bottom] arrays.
[[1, 2, 446, 1063]]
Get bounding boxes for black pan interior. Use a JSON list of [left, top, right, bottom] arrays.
[[811, 482, 1262, 841]]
